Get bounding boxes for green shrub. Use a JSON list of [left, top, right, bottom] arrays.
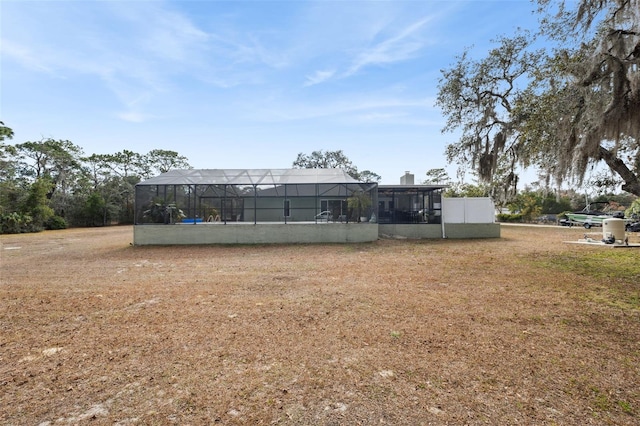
[[497, 213, 524, 222], [45, 215, 67, 230], [0, 212, 33, 234]]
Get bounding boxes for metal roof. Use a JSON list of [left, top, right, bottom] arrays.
[[137, 168, 361, 186]]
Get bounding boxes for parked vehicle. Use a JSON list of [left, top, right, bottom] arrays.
[[626, 221, 640, 232], [565, 201, 630, 229], [314, 211, 333, 222]]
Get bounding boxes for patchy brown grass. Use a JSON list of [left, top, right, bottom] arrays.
[[1, 225, 639, 425]]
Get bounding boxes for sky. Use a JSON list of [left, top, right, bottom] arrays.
[[0, 0, 542, 185]]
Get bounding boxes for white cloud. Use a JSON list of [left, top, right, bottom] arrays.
[[0, 39, 53, 74], [345, 17, 433, 77], [243, 93, 437, 125], [138, 11, 211, 63], [117, 110, 150, 123], [304, 69, 336, 87], [298, 13, 436, 87]]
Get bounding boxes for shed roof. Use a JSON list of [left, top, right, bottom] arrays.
[[137, 168, 361, 186]]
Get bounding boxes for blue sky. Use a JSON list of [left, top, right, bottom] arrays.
[[1, 0, 541, 185]]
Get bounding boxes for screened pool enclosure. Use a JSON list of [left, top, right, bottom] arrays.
[[377, 185, 443, 224], [135, 169, 378, 225]]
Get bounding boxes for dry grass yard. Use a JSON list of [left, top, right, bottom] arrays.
[[1, 225, 639, 425]]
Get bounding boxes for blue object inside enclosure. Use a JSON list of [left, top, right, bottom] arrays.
[[182, 218, 203, 223]]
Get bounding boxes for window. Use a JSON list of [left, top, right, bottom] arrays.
[[283, 199, 290, 217]]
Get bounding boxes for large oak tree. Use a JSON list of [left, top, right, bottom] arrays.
[[437, 0, 640, 197]]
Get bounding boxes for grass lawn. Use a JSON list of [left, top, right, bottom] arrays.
[[1, 225, 639, 424]]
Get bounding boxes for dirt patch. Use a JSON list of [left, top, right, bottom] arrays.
[[1, 225, 639, 424]]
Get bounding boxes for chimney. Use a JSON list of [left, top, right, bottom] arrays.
[[400, 171, 414, 185]]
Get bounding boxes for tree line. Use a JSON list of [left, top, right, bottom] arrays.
[[0, 122, 190, 233]]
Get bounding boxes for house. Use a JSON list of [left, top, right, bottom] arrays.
[[133, 168, 499, 245]]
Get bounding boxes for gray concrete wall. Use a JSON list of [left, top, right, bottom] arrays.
[[378, 223, 500, 239], [134, 223, 378, 245], [379, 224, 443, 239], [444, 223, 500, 238], [134, 222, 499, 245]]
